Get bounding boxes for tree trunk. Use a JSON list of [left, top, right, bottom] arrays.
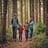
[[13, 0, 17, 16], [25, 0, 26, 21], [30, 0, 34, 21], [36, 0, 38, 23], [21, 0, 23, 25], [46, 0, 48, 36], [39, 0, 41, 22], [43, 0, 45, 24], [0, 0, 2, 24], [2, 0, 8, 42]]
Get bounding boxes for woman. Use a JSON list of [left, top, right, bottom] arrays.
[[29, 18, 34, 41], [24, 20, 29, 41]]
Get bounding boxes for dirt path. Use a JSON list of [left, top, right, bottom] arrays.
[[1, 32, 33, 48]]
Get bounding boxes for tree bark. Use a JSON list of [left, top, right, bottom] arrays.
[[39, 0, 41, 22], [21, 0, 23, 25], [43, 0, 45, 24], [46, 0, 48, 36], [24, 0, 26, 21], [2, 0, 8, 42], [36, 0, 38, 23], [13, 0, 17, 16], [0, 0, 2, 24], [30, 0, 34, 21]]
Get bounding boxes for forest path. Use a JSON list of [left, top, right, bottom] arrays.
[[2, 32, 33, 48]]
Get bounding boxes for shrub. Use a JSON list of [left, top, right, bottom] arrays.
[[34, 22, 46, 35], [30, 32, 48, 48], [6, 28, 12, 40]]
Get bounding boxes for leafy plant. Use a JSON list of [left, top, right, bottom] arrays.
[[6, 28, 12, 40], [30, 32, 47, 48], [35, 22, 46, 34]]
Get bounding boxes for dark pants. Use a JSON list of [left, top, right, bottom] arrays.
[[30, 29, 33, 39], [12, 26, 17, 40], [25, 30, 28, 40], [19, 32, 22, 40]]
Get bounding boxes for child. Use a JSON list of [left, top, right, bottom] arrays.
[[18, 24, 23, 41], [29, 18, 34, 41], [24, 20, 29, 41]]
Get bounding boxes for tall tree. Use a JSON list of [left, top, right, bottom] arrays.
[[24, 0, 27, 21], [36, 0, 38, 23], [0, 0, 2, 24], [39, 0, 41, 22], [21, 0, 23, 25], [2, 0, 8, 42], [46, 0, 48, 36], [30, 0, 34, 21], [43, 0, 45, 24], [13, 0, 17, 15]]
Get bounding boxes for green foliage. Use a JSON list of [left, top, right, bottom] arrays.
[[30, 32, 48, 48], [6, 27, 11, 33], [33, 23, 46, 36], [6, 28, 12, 40], [33, 32, 45, 40]]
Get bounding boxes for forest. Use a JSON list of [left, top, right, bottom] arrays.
[[0, 0, 48, 48]]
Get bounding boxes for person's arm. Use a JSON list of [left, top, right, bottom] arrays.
[[17, 18, 19, 25], [24, 24, 25, 27], [10, 18, 13, 25], [18, 27, 19, 30]]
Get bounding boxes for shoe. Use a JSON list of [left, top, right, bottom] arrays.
[[25, 39, 28, 41], [20, 40, 22, 42], [14, 39, 16, 41], [30, 39, 32, 41]]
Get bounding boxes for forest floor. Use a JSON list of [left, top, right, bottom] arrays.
[[0, 31, 40, 48]]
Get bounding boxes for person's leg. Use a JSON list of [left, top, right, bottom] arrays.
[[19, 32, 20, 40], [21, 33, 22, 41], [31, 29, 33, 39], [27, 30, 28, 40], [14, 26, 17, 40], [30, 29, 33, 40], [12, 27, 15, 40], [25, 30, 27, 40], [30, 29, 32, 39]]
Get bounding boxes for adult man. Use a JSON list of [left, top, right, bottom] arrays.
[[10, 14, 19, 41]]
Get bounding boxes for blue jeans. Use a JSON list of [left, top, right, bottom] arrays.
[[12, 26, 17, 39], [30, 29, 33, 39], [25, 30, 28, 40], [19, 32, 22, 40]]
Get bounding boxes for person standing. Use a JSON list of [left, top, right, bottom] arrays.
[[24, 20, 29, 41], [10, 14, 19, 41], [29, 18, 34, 41], [18, 24, 23, 42]]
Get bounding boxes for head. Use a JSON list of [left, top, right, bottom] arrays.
[[13, 14, 17, 18], [30, 18, 33, 22], [19, 23, 22, 27], [25, 19, 28, 24]]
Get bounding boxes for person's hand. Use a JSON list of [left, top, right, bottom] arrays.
[[10, 25, 12, 28], [17, 25, 19, 28]]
